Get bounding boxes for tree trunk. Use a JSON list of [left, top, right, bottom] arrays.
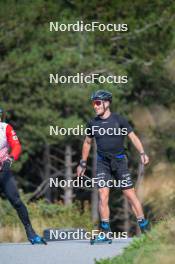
[[64, 144, 73, 205], [135, 162, 144, 203], [135, 162, 145, 235], [123, 196, 130, 234], [43, 144, 52, 202]]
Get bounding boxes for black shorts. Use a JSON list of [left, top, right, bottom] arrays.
[[94, 154, 134, 190]]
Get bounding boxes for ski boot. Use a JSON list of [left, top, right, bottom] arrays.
[[90, 221, 112, 245], [26, 225, 47, 245], [138, 219, 151, 233], [29, 235, 47, 245]]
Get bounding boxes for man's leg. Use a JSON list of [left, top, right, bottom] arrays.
[[96, 157, 112, 231], [98, 187, 110, 221], [92, 158, 112, 242], [2, 171, 33, 227], [1, 171, 44, 242], [122, 187, 150, 232], [90, 187, 112, 243], [122, 187, 144, 218], [115, 157, 150, 232]]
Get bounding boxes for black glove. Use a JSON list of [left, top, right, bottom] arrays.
[[2, 157, 14, 172]]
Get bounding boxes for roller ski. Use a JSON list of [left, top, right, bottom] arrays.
[[90, 233, 112, 245], [26, 225, 47, 245], [90, 221, 112, 245], [138, 219, 151, 234], [29, 235, 47, 245]]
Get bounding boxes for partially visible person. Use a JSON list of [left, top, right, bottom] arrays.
[[0, 108, 46, 244]]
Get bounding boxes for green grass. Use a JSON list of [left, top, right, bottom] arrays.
[[0, 193, 93, 242], [96, 217, 175, 264]]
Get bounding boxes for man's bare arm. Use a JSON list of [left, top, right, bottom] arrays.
[[77, 136, 93, 177], [128, 131, 149, 164], [82, 136, 93, 161], [128, 132, 145, 153]]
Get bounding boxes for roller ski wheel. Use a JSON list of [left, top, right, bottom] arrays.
[[90, 235, 112, 245], [29, 235, 47, 245]]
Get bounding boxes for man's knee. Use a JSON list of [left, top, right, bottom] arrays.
[[99, 189, 109, 206], [123, 188, 138, 202], [10, 196, 24, 209], [123, 188, 136, 199]]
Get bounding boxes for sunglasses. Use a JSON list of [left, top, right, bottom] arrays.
[[92, 100, 103, 106]]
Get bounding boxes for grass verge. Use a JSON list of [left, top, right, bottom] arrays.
[[96, 216, 175, 264], [0, 194, 93, 242]]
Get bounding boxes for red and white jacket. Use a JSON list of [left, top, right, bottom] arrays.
[[0, 122, 21, 169]]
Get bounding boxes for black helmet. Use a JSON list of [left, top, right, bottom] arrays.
[[91, 90, 112, 102], [0, 108, 5, 121]]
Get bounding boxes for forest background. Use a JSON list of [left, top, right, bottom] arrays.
[[0, 0, 175, 241]]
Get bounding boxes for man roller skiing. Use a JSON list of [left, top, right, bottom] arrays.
[[77, 90, 150, 244], [0, 109, 46, 245]]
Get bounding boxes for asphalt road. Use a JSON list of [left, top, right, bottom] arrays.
[[0, 239, 132, 264]]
